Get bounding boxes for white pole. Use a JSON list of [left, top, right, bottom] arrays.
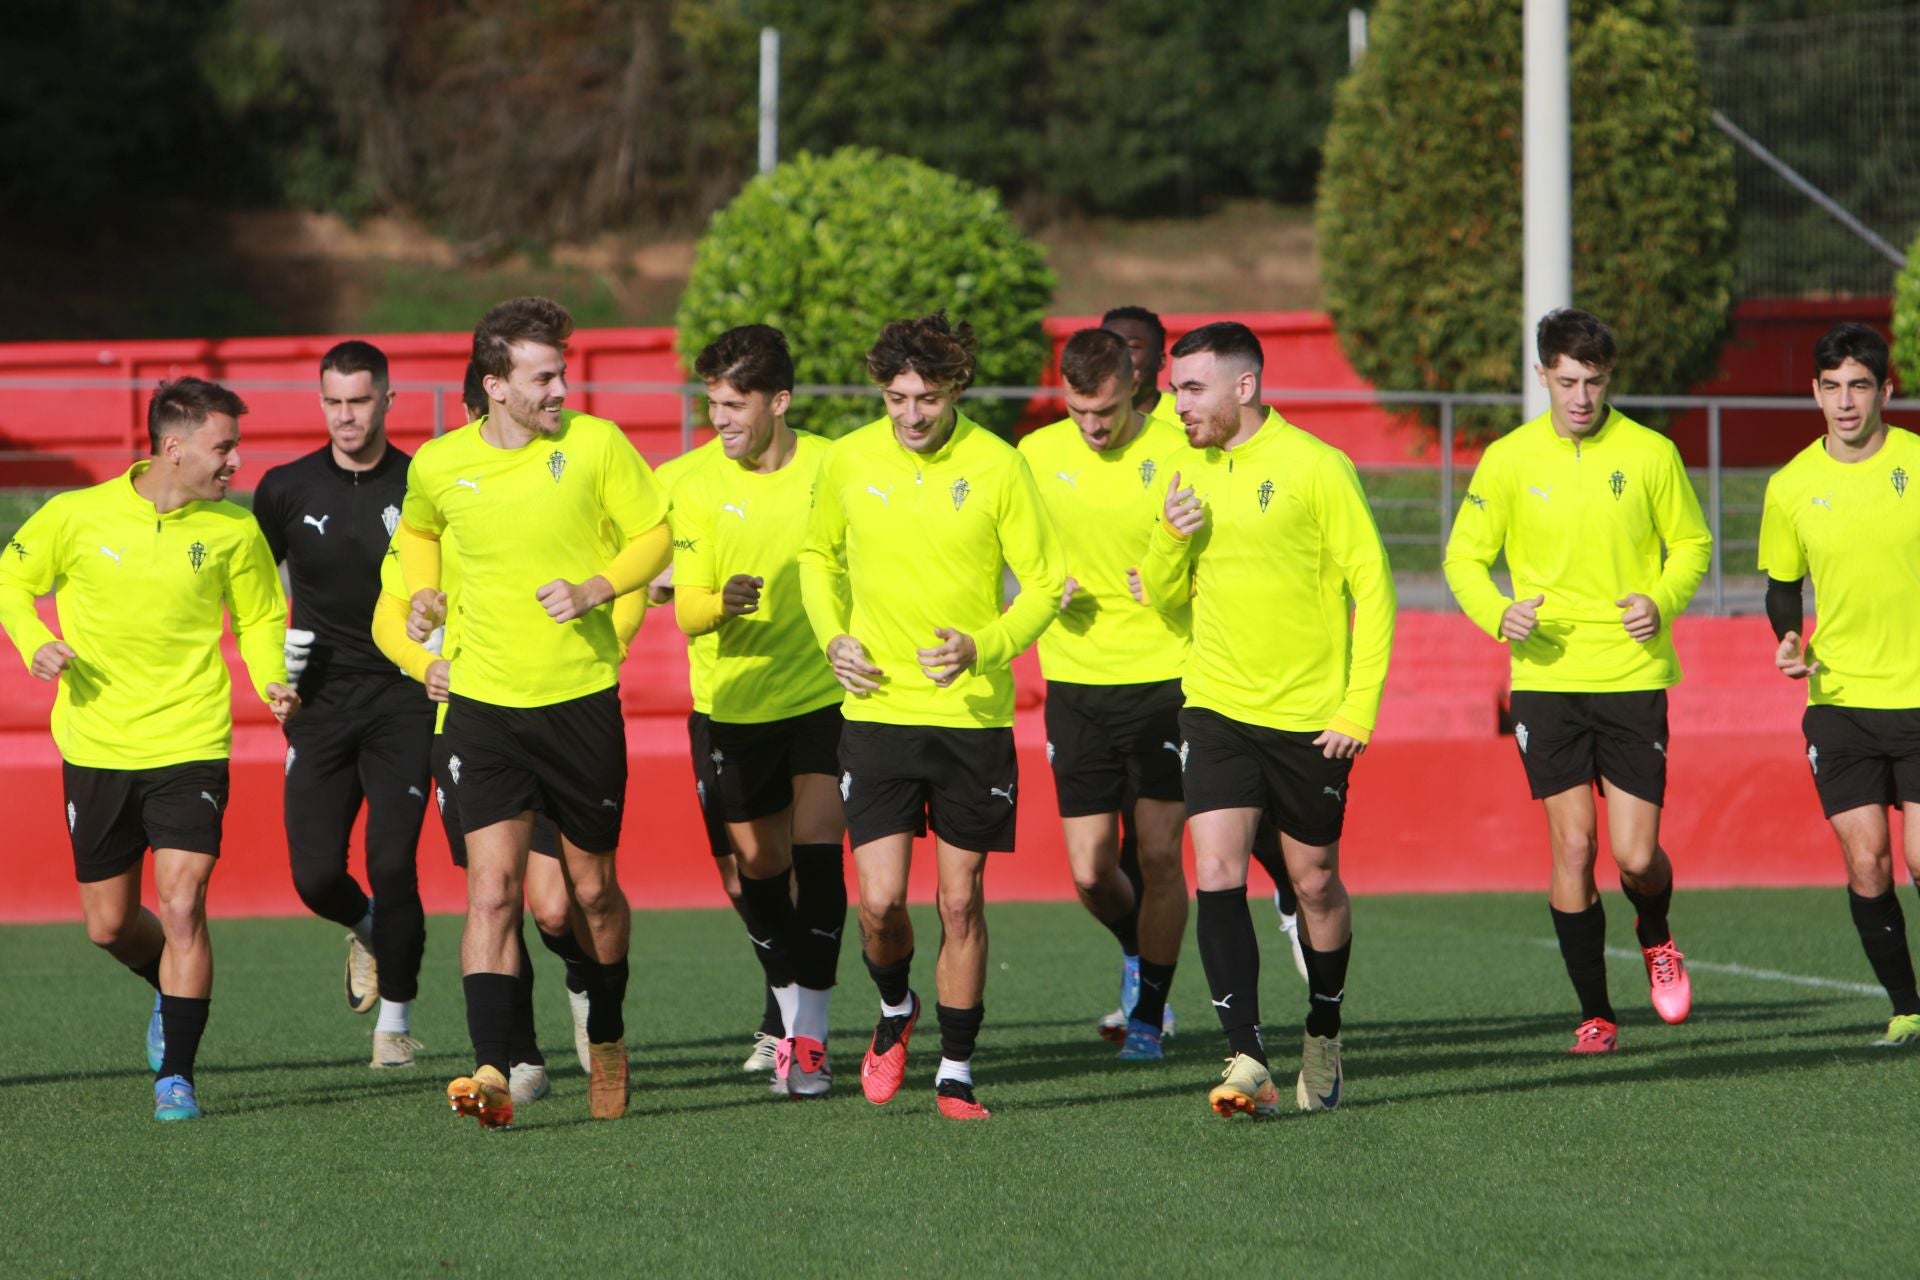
[[1348, 9, 1368, 66], [758, 27, 780, 175], [1522, 0, 1571, 421]]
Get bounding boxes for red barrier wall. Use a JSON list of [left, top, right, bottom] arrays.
[[0, 299, 1888, 485], [0, 610, 1850, 924]]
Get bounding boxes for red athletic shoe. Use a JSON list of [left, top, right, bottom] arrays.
[[448, 1065, 515, 1129], [1640, 929, 1693, 1025], [935, 1078, 991, 1120], [860, 993, 919, 1106], [1569, 1017, 1618, 1054]]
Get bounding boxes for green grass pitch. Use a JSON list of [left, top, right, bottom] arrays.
[[3, 889, 1908, 1276]]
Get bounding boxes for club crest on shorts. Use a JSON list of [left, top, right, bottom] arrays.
[[548, 450, 567, 482], [284, 745, 297, 776], [187, 540, 207, 573], [1139, 459, 1156, 489], [951, 478, 970, 510], [381, 504, 400, 536], [1807, 744, 1819, 775], [1257, 479, 1274, 512], [1609, 470, 1626, 499], [1515, 723, 1529, 754], [1894, 467, 1909, 498], [449, 754, 463, 784], [839, 771, 852, 801], [710, 748, 726, 776], [66, 800, 75, 833]]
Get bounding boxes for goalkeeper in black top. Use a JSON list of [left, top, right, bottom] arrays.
[[251, 340, 436, 1068]]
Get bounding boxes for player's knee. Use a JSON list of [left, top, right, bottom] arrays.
[[289, 858, 346, 909], [1138, 843, 1187, 889], [858, 892, 907, 932], [572, 874, 628, 921], [84, 910, 135, 951], [466, 872, 519, 921], [153, 891, 205, 940], [935, 884, 984, 934]]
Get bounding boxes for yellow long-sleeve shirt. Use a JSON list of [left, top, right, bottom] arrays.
[[1444, 409, 1711, 692], [658, 439, 726, 715], [1140, 410, 1395, 741], [0, 463, 288, 768], [798, 412, 1066, 729]]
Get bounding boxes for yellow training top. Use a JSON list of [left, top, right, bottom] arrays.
[[658, 439, 725, 716], [1140, 410, 1396, 741], [1444, 409, 1712, 693], [1758, 425, 1920, 709], [671, 431, 842, 724], [1017, 414, 1190, 685], [399, 411, 666, 708], [799, 412, 1066, 729], [0, 463, 288, 768]]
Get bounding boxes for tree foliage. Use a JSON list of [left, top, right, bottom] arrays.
[[674, 147, 1054, 439], [1316, 0, 1736, 433], [1894, 226, 1920, 391]]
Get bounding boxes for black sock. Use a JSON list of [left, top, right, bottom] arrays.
[[510, 929, 542, 1067], [130, 951, 163, 992], [1303, 938, 1351, 1039], [1851, 890, 1920, 1016], [584, 957, 628, 1043], [1621, 873, 1674, 948], [463, 972, 517, 1077], [1196, 887, 1264, 1065], [936, 1003, 985, 1063], [156, 995, 210, 1084], [1550, 902, 1616, 1023], [791, 843, 847, 990], [1131, 958, 1177, 1031], [737, 867, 799, 989], [865, 949, 914, 1008], [760, 986, 784, 1037], [537, 925, 591, 996]]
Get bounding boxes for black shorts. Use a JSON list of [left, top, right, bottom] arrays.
[[1044, 679, 1185, 817], [1508, 689, 1668, 806], [62, 758, 228, 883], [687, 712, 735, 857], [431, 737, 560, 868], [1802, 704, 1920, 818], [1178, 707, 1352, 848], [838, 721, 1018, 855], [443, 687, 627, 855], [709, 703, 844, 824]]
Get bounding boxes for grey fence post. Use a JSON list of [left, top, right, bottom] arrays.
[[1708, 402, 1723, 615], [680, 390, 694, 454], [432, 390, 444, 438], [1439, 399, 1456, 599]]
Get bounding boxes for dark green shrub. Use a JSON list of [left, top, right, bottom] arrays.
[[675, 147, 1055, 439], [1895, 226, 1920, 388], [1316, 0, 1736, 436]]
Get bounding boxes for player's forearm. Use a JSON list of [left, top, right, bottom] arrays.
[[1649, 529, 1712, 627], [1333, 557, 1398, 743], [603, 522, 672, 597], [0, 584, 58, 669], [371, 591, 436, 683], [674, 583, 728, 637], [394, 520, 442, 595], [1765, 577, 1804, 643], [973, 574, 1062, 672], [1442, 554, 1511, 640], [798, 554, 853, 653], [1139, 522, 1194, 616], [612, 591, 645, 658]]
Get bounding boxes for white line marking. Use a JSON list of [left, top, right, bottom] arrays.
[[1532, 940, 1880, 997]]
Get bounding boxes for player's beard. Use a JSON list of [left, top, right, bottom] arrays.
[[1186, 399, 1239, 450], [506, 390, 563, 436]]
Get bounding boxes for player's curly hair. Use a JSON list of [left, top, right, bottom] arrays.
[[695, 324, 795, 395], [1536, 308, 1616, 372], [866, 310, 977, 392], [472, 296, 574, 381], [147, 378, 248, 454]]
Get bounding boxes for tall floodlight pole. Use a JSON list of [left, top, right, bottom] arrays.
[[1522, 0, 1571, 420], [758, 27, 780, 175]]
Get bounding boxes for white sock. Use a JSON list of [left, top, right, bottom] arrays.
[[880, 994, 914, 1019], [375, 999, 410, 1034], [772, 983, 799, 1038], [352, 905, 374, 944], [794, 986, 831, 1043], [935, 1057, 972, 1087]]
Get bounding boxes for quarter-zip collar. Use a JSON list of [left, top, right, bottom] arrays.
[[1542, 405, 1618, 456], [1207, 408, 1291, 464], [890, 411, 976, 468], [322, 439, 405, 483]]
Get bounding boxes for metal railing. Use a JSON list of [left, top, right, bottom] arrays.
[[3, 375, 1913, 616]]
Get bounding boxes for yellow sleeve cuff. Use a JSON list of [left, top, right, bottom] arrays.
[[1327, 714, 1372, 745]]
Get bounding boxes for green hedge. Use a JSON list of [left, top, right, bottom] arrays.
[[675, 147, 1055, 439], [1316, 0, 1736, 435], [1895, 225, 1920, 389]]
